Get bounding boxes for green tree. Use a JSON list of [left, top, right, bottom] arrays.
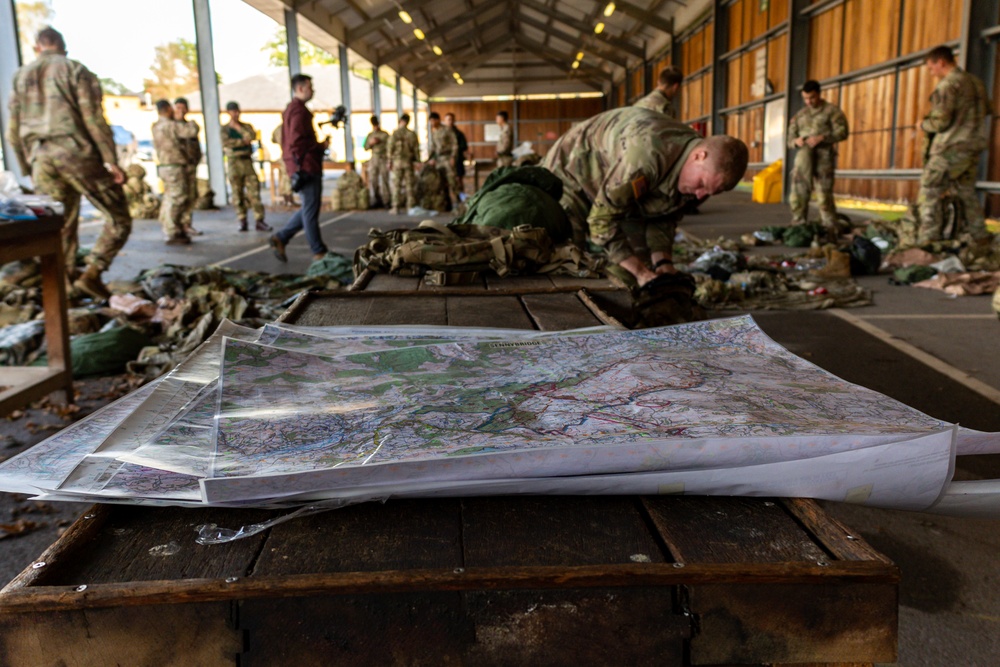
[[14, 0, 54, 63], [100, 77, 131, 96], [143, 38, 201, 101], [261, 29, 337, 68]]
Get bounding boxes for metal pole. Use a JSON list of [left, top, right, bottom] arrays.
[[192, 0, 227, 207], [0, 0, 24, 180], [372, 66, 382, 118], [782, 0, 811, 203], [710, 0, 728, 136], [284, 8, 301, 80], [339, 44, 353, 164], [513, 98, 519, 145], [395, 75, 403, 114], [960, 0, 1000, 187]]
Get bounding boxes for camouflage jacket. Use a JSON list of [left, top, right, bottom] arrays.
[[337, 169, 364, 192], [221, 120, 256, 158], [388, 127, 420, 164], [7, 52, 117, 173], [787, 100, 849, 150], [633, 89, 677, 120], [542, 107, 702, 261], [152, 117, 199, 167], [364, 129, 390, 158], [429, 125, 456, 161], [178, 119, 202, 165], [496, 123, 513, 156], [923, 67, 992, 156]]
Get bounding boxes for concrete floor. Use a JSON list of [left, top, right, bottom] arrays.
[[2, 186, 999, 665]]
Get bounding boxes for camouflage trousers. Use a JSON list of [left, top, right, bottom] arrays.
[[367, 155, 390, 206], [913, 151, 987, 243], [272, 159, 292, 197], [180, 165, 197, 227], [559, 187, 675, 266], [158, 165, 190, 237], [31, 139, 132, 276], [391, 165, 417, 210], [227, 157, 265, 222], [437, 159, 460, 202], [497, 155, 514, 168], [788, 147, 837, 225]]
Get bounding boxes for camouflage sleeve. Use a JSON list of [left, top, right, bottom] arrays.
[[443, 130, 456, 157], [220, 126, 244, 151], [363, 132, 372, 150], [828, 106, 849, 144], [410, 133, 420, 161], [587, 165, 656, 264], [6, 82, 29, 174], [786, 110, 801, 148], [177, 120, 200, 139], [76, 66, 118, 166], [921, 86, 955, 134]]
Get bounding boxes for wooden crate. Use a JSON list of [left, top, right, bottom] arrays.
[[0, 278, 898, 666]]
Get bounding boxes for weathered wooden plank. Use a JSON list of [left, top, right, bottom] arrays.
[[461, 496, 666, 567], [643, 496, 830, 564], [783, 498, 892, 564], [284, 294, 448, 326], [688, 582, 897, 665], [484, 274, 553, 291], [521, 293, 603, 330], [41, 506, 274, 586], [252, 499, 464, 576], [0, 602, 239, 667], [444, 295, 534, 329], [364, 272, 422, 291]]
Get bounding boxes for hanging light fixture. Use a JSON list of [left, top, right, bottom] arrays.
[[398, 10, 412, 24], [413, 28, 425, 40], [432, 45, 443, 56], [594, 22, 605, 34], [576, 51, 584, 60], [603, 3, 616, 17], [571, 61, 580, 69]]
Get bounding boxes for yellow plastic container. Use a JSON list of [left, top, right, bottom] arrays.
[[752, 160, 783, 204]]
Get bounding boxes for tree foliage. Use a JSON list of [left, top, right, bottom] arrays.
[[143, 39, 200, 102], [100, 77, 131, 96], [14, 0, 54, 63], [261, 29, 337, 68]]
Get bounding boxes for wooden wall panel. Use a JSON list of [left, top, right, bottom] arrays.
[[702, 72, 713, 119], [728, 0, 745, 50], [837, 73, 895, 171], [900, 0, 964, 56], [767, 33, 787, 94], [894, 63, 936, 169], [727, 57, 742, 107], [808, 6, 843, 81], [769, 0, 790, 29], [559, 98, 604, 118], [749, 0, 769, 40], [842, 0, 900, 73], [652, 53, 671, 84], [742, 50, 757, 102], [703, 21, 714, 68], [631, 67, 644, 98], [616, 84, 626, 107]]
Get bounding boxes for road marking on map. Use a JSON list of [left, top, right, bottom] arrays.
[[830, 308, 1000, 406], [214, 212, 353, 267]]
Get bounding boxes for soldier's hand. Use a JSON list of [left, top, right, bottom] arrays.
[[794, 137, 806, 148], [428, 159, 436, 166], [107, 164, 126, 185], [806, 135, 824, 148]]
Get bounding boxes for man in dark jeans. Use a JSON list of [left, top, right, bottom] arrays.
[[444, 112, 468, 197], [270, 73, 330, 262]]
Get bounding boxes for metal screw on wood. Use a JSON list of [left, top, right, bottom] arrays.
[[453, 568, 465, 574], [845, 534, 857, 540], [225, 577, 238, 583], [84, 514, 95, 519], [672, 562, 685, 568], [32, 562, 45, 569], [75, 585, 87, 592], [816, 561, 830, 567], [763, 501, 775, 506]]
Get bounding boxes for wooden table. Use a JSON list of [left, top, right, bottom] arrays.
[[0, 216, 73, 415], [0, 275, 898, 666]]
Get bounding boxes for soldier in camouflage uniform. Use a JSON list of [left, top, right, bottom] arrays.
[[427, 112, 460, 206], [388, 113, 420, 214], [221, 101, 270, 232], [122, 164, 160, 219], [910, 45, 994, 245], [335, 162, 368, 210], [7, 27, 132, 300], [152, 99, 199, 245], [633, 67, 682, 120], [787, 80, 849, 227], [542, 107, 748, 287], [173, 97, 202, 235], [363, 115, 390, 208], [496, 110, 514, 168]]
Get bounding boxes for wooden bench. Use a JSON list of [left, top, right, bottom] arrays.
[[0, 275, 898, 666]]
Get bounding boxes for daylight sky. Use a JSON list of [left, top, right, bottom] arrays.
[[46, 0, 280, 91]]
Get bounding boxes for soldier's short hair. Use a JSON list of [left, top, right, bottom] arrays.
[[926, 45, 955, 64], [226, 101, 240, 111], [155, 99, 173, 113], [371, 115, 380, 126], [445, 112, 455, 120], [174, 97, 189, 107], [705, 136, 750, 191], [290, 74, 312, 91], [400, 113, 410, 124], [497, 111, 509, 121], [429, 112, 441, 120], [36, 27, 66, 51], [801, 80, 821, 94], [658, 67, 683, 88]]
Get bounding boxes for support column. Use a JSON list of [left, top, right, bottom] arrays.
[[395, 75, 404, 114], [413, 86, 419, 134], [782, 0, 811, 203], [372, 66, 382, 118], [192, 0, 227, 207], [0, 0, 23, 180], [284, 8, 302, 80], [339, 44, 353, 164], [513, 98, 519, 145], [960, 0, 1000, 184], [710, 2, 728, 137]]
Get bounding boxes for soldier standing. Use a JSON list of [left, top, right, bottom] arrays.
[[786, 80, 849, 227], [495, 110, 514, 167], [221, 101, 270, 232], [542, 107, 748, 288], [387, 113, 420, 214], [634, 67, 683, 120], [444, 112, 468, 196], [6, 27, 132, 300], [910, 45, 993, 246], [363, 115, 390, 208], [173, 97, 202, 236], [152, 99, 199, 245], [427, 111, 459, 205]]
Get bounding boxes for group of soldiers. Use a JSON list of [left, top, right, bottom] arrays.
[[362, 108, 515, 214]]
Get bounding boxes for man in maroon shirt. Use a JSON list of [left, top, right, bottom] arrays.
[[269, 73, 330, 262]]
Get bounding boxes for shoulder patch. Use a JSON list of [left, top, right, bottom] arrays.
[[631, 174, 649, 199]]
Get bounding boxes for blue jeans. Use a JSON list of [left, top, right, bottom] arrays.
[[276, 175, 327, 255]]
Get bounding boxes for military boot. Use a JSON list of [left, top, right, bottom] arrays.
[[255, 220, 272, 232], [73, 265, 111, 301], [238, 218, 248, 232], [810, 248, 852, 279]]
